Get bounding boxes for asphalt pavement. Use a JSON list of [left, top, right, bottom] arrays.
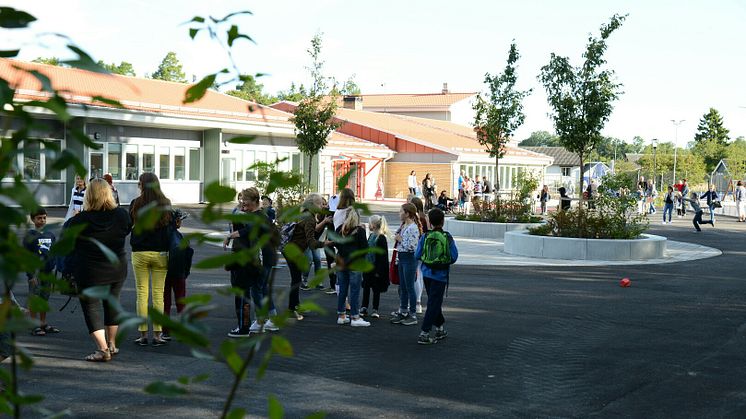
[[8, 207, 746, 418]]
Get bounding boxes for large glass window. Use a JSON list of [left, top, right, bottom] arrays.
[[174, 147, 185, 180], [108, 143, 122, 180], [291, 153, 301, 173], [23, 141, 41, 180], [233, 152, 243, 181], [125, 145, 139, 180], [159, 146, 170, 179], [142, 145, 155, 174], [90, 152, 104, 179], [244, 150, 256, 181], [44, 140, 62, 180], [188, 148, 200, 180]]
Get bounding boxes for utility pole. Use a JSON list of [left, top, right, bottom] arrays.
[[671, 119, 685, 183]]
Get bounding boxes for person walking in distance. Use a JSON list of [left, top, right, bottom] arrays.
[[736, 181, 746, 222], [407, 170, 417, 197]]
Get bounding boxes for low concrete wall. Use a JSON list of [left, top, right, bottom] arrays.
[[444, 218, 542, 240], [504, 230, 667, 261]]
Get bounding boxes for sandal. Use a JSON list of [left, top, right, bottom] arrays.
[[31, 327, 46, 336], [84, 349, 111, 362], [108, 345, 119, 356], [43, 325, 60, 334]]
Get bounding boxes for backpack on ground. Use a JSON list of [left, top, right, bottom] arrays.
[[420, 231, 453, 269], [279, 222, 298, 252]]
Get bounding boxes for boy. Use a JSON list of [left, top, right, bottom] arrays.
[[261, 195, 276, 224], [162, 209, 194, 340], [23, 207, 59, 336], [414, 208, 458, 345]]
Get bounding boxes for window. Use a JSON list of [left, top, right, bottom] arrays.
[[256, 151, 267, 181], [125, 145, 138, 180], [233, 152, 243, 181], [44, 140, 62, 180], [108, 143, 122, 180], [90, 152, 104, 179], [561, 167, 572, 177], [291, 153, 301, 173], [244, 150, 256, 181], [142, 145, 154, 173], [159, 146, 170, 179], [174, 147, 185, 180], [23, 141, 41, 180], [278, 152, 289, 171], [188, 148, 200, 180]]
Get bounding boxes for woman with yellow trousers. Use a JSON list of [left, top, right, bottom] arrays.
[[129, 173, 173, 347]]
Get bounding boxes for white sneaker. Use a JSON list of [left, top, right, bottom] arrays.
[[337, 316, 350, 325], [249, 321, 263, 334], [416, 303, 423, 314], [350, 318, 370, 327], [264, 320, 279, 332]]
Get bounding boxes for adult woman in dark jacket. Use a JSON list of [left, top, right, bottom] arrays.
[[129, 173, 172, 346], [66, 178, 132, 361], [285, 193, 325, 320]]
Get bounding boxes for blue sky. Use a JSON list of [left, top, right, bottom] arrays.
[[6, 0, 746, 145]]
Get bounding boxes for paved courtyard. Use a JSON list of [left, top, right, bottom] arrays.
[[10, 207, 746, 417]]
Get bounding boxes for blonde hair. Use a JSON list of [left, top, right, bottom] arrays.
[[341, 207, 360, 235], [84, 178, 117, 211], [240, 187, 260, 204], [368, 214, 390, 237]]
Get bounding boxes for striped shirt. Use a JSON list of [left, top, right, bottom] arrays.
[[71, 187, 86, 212]]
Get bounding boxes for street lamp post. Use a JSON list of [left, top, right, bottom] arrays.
[[652, 138, 658, 189], [671, 119, 685, 184]]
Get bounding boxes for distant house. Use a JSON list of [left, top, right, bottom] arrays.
[[582, 162, 611, 188], [523, 147, 581, 191], [338, 84, 476, 126]]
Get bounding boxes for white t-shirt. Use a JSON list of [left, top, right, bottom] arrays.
[[333, 207, 351, 230], [407, 175, 417, 189], [328, 194, 340, 212]]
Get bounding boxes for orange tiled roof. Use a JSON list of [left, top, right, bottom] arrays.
[[0, 59, 291, 124], [338, 92, 475, 108]]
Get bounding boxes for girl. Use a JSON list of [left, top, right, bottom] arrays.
[[129, 173, 172, 347], [539, 185, 550, 215], [361, 215, 389, 318], [407, 170, 417, 196], [662, 186, 675, 224], [390, 203, 422, 326], [65, 175, 86, 221], [410, 197, 428, 315], [327, 208, 370, 327]]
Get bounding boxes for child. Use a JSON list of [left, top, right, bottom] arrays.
[[23, 207, 59, 336], [683, 191, 712, 232], [261, 195, 276, 224], [414, 208, 458, 345], [361, 215, 390, 318], [163, 209, 194, 340]]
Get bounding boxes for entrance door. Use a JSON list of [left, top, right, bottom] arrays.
[[221, 158, 236, 190], [333, 160, 366, 198], [90, 152, 104, 179]]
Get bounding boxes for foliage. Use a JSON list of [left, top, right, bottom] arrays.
[[252, 161, 309, 214], [455, 199, 540, 223], [515, 169, 540, 203], [276, 82, 308, 102], [692, 108, 730, 172], [338, 74, 361, 95], [225, 74, 276, 105], [518, 130, 561, 147], [473, 42, 531, 192], [529, 172, 648, 239], [31, 57, 61, 66], [726, 137, 746, 179], [96, 60, 136, 76], [152, 51, 187, 83], [539, 14, 627, 197], [291, 33, 341, 187]]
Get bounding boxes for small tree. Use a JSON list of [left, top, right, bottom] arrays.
[[693, 107, 730, 172], [225, 74, 275, 105], [539, 14, 627, 201], [473, 42, 531, 198], [152, 51, 187, 82], [291, 33, 340, 188]]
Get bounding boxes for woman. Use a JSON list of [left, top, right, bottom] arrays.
[[129, 173, 173, 347], [390, 203, 422, 326], [64, 175, 87, 221], [662, 186, 675, 224], [66, 178, 132, 361], [736, 181, 746, 222], [361, 215, 389, 319], [333, 188, 355, 230], [539, 185, 550, 215], [103, 173, 120, 206], [286, 193, 326, 320], [327, 208, 370, 327], [462, 176, 473, 215], [422, 173, 435, 210], [407, 171, 417, 197]]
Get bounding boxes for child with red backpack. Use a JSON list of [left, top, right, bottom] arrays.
[[414, 208, 458, 345]]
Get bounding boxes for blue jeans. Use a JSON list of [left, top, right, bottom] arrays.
[[337, 270, 362, 317], [302, 248, 322, 282], [421, 277, 446, 333], [397, 252, 417, 316], [708, 204, 716, 223], [663, 203, 673, 222]]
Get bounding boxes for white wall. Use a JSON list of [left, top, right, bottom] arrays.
[[449, 98, 476, 126]]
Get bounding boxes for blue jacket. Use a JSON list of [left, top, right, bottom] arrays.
[[414, 230, 458, 282]]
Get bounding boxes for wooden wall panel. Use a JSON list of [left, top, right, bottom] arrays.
[[384, 162, 453, 199]]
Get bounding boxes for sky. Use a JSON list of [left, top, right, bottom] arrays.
[[5, 0, 746, 146]]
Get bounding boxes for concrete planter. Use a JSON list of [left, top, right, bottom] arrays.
[[444, 218, 542, 240], [504, 230, 666, 261]]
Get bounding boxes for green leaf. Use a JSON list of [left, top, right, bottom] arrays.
[[27, 70, 53, 92], [296, 301, 324, 315], [336, 166, 355, 191], [0, 7, 36, 28], [50, 149, 87, 176], [184, 74, 217, 104], [226, 408, 246, 419], [144, 381, 188, 397], [268, 394, 284, 419], [49, 223, 87, 257], [188, 28, 199, 39], [81, 285, 112, 300], [191, 349, 216, 361], [227, 25, 254, 47], [180, 294, 212, 305], [204, 182, 236, 203], [114, 316, 146, 346], [64, 45, 107, 73], [92, 96, 124, 108], [193, 251, 244, 270], [305, 412, 327, 419], [28, 295, 49, 313], [226, 136, 256, 145], [187, 15, 205, 24], [271, 336, 293, 358], [216, 10, 253, 23], [282, 243, 308, 273], [220, 341, 245, 376], [192, 373, 210, 383], [266, 171, 302, 195]]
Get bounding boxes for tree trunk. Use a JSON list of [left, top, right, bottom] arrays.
[[578, 151, 585, 238], [307, 154, 314, 193], [495, 153, 500, 214]]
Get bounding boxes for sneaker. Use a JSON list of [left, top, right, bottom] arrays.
[[350, 318, 370, 327], [417, 332, 436, 345], [264, 320, 279, 332], [315, 284, 325, 290], [293, 311, 304, 321], [390, 312, 406, 324], [337, 316, 351, 325], [152, 336, 168, 347], [400, 314, 418, 326], [391, 310, 402, 317], [249, 321, 263, 334], [371, 310, 380, 319], [227, 328, 251, 338], [324, 288, 337, 295], [161, 333, 172, 341], [360, 307, 368, 317], [134, 336, 149, 346], [434, 327, 448, 341], [416, 303, 423, 314], [300, 283, 311, 291]]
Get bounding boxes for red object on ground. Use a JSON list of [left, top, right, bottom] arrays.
[[620, 278, 631, 287]]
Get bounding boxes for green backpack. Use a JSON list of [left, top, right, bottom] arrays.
[[420, 231, 452, 269]]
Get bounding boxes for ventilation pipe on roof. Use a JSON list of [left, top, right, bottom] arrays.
[[442, 82, 449, 94]]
